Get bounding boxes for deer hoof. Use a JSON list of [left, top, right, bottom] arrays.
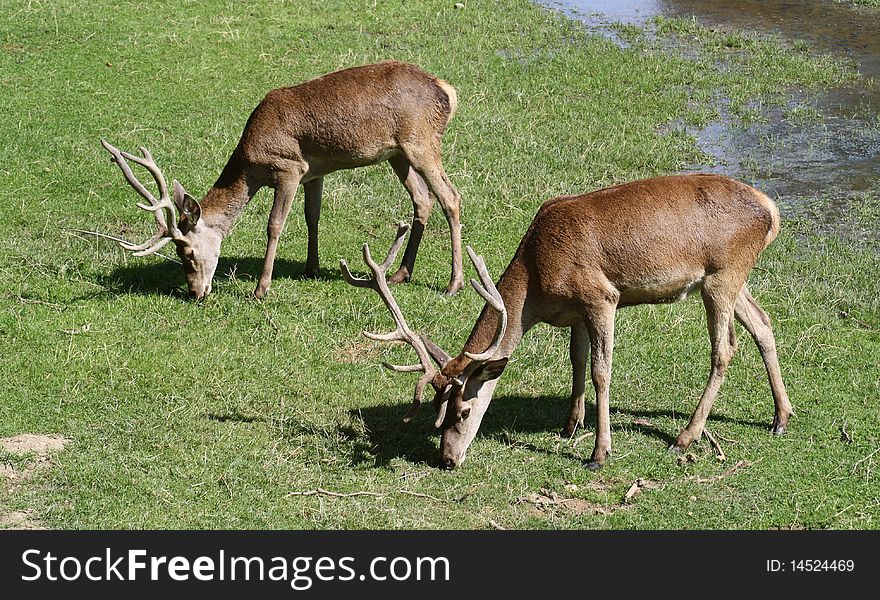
[[667, 444, 683, 455], [445, 280, 464, 296], [388, 268, 411, 285], [770, 423, 786, 436], [585, 460, 604, 471]]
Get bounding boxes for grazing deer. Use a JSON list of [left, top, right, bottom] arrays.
[[101, 61, 464, 299], [343, 174, 793, 470]]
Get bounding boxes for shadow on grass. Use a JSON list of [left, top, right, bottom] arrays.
[[97, 255, 446, 297], [206, 411, 265, 424], [99, 256, 343, 296], [352, 394, 773, 468]]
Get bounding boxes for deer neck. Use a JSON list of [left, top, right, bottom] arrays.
[[459, 258, 533, 363], [199, 156, 262, 237]]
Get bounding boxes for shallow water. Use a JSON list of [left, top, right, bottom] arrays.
[[540, 0, 880, 232]]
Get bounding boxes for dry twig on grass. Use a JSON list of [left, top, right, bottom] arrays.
[[287, 487, 444, 502], [702, 428, 726, 462], [623, 479, 661, 503], [851, 447, 879, 475], [840, 421, 854, 444], [838, 309, 873, 330], [691, 460, 752, 484], [713, 431, 739, 445], [288, 488, 384, 499], [571, 432, 594, 447]]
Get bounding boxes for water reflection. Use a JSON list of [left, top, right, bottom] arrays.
[[539, 0, 880, 235]]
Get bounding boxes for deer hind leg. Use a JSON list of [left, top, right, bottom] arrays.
[[303, 177, 324, 278], [584, 306, 616, 470], [671, 275, 739, 452], [255, 168, 304, 299], [563, 321, 589, 438], [401, 144, 464, 295], [735, 285, 793, 435], [387, 155, 434, 285]]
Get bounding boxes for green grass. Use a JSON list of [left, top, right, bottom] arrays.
[[1, 0, 877, 529], [842, 0, 880, 8]]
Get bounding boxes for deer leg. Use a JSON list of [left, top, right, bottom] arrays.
[[255, 171, 303, 299], [387, 155, 434, 285], [563, 321, 589, 438], [403, 147, 464, 295], [585, 306, 616, 470], [735, 285, 793, 435], [671, 278, 738, 452], [303, 177, 324, 278]]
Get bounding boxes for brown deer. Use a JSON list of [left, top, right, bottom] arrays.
[[101, 61, 464, 299], [343, 174, 793, 470]]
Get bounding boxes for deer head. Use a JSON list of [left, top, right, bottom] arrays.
[[342, 227, 508, 469], [101, 140, 222, 299]]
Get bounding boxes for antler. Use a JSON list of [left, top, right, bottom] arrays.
[[463, 246, 508, 360], [340, 223, 441, 422], [101, 139, 182, 256]]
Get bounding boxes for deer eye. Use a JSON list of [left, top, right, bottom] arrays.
[[461, 408, 471, 420]]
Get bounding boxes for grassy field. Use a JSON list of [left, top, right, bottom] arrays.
[[1, 0, 877, 529]]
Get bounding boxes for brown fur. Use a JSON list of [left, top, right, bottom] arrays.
[[437, 174, 793, 469], [111, 61, 464, 299]]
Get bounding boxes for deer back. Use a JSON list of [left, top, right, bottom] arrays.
[[233, 61, 458, 178], [513, 174, 779, 310]]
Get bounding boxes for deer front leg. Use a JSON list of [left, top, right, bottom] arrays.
[[563, 321, 589, 438], [585, 306, 616, 470], [387, 156, 433, 285], [255, 171, 303, 299], [303, 177, 324, 278]]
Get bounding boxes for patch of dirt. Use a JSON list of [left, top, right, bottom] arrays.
[[518, 489, 624, 517], [0, 510, 44, 530], [0, 464, 15, 480], [333, 339, 383, 364], [0, 433, 71, 530], [1, 433, 70, 455]]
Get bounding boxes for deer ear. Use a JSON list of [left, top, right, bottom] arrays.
[[475, 357, 508, 382], [173, 179, 201, 224]]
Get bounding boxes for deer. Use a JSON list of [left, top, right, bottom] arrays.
[[100, 61, 464, 299], [342, 174, 794, 470]]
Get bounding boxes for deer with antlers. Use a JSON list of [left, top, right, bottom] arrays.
[[101, 61, 464, 299], [343, 174, 793, 470]]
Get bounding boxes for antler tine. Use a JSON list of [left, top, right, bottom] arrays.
[[403, 372, 435, 423], [101, 140, 159, 207], [341, 223, 446, 421], [101, 139, 181, 252], [464, 246, 508, 361], [130, 236, 174, 257], [117, 230, 166, 252], [340, 222, 410, 288]]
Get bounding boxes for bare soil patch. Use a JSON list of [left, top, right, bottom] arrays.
[[1, 433, 71, 529], [518, 489, 623, 517], [333, 339, 383, 364], [1, 433, 70, 455]]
